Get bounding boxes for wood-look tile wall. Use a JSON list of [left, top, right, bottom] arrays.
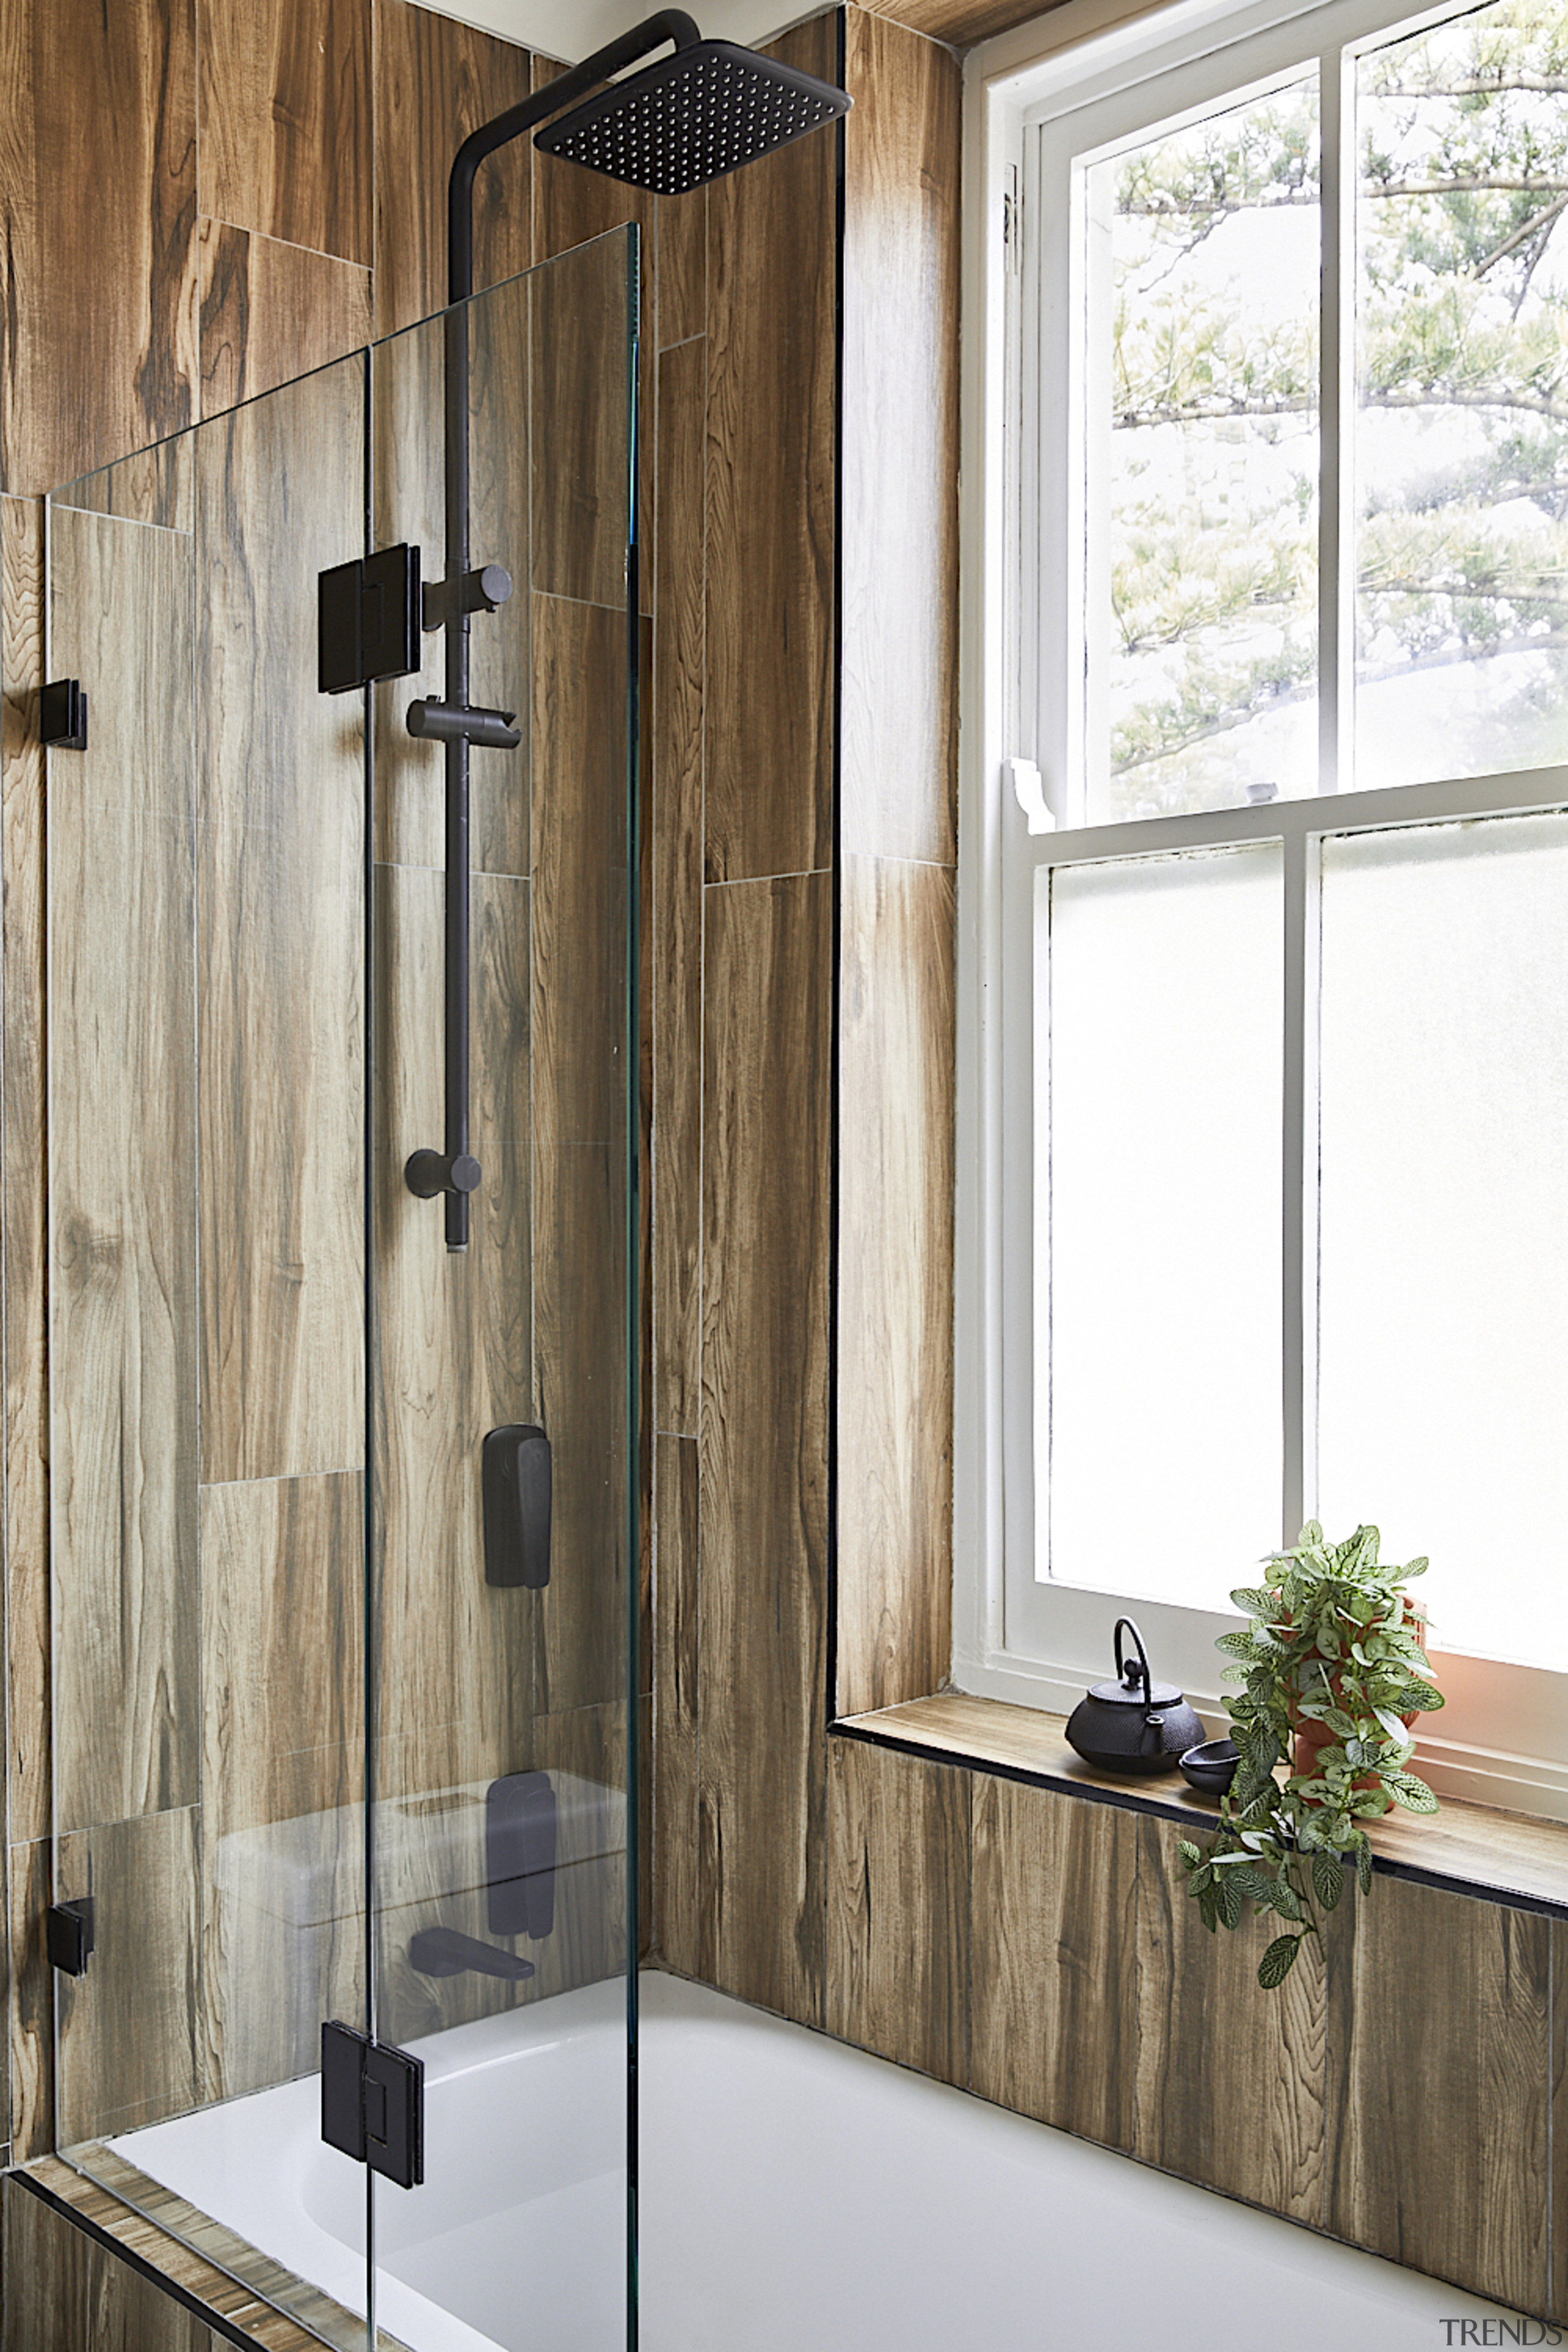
[[827, 1740, 1567, 2322], [648, 0, 960, 2011]]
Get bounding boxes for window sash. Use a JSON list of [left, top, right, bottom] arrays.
[[960, 0, 1568, 1817], [994, 774, 1568, 1814]]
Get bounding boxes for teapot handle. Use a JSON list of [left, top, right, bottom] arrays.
[[1113, 1616, 1153, 1708]]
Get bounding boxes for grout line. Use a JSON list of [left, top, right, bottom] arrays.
[[704, 867, 832, 889]]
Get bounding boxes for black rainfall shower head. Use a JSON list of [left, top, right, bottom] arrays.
[[533, 40, 852, 197]]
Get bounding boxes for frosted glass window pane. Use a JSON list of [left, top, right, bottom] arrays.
[[1046, 846, 1282, 1608], [1318, 814, 1568, 1668]]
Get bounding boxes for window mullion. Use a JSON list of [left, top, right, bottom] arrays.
[[1282, 829, 1319, 1545], [1319, 40, 1356, 797]]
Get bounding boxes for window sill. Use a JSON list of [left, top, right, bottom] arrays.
[[831, 1692, 1568, 1923]]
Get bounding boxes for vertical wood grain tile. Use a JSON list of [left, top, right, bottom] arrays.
[[372, 856, 535, 1806], [653, 335, 706, 1436], [970, 1777, 1137, 2150], [50, 443, 194, 535], [2, 497, 49, 1846], [826, 1739, 969, 2083], [704, 18, 839, 883], [531, 595, 629, 1152], [48, 504, 198, 1833], [199, 1474, 365, 2098], [1327, 1874, 1551, 2311], [9, 1838, 53, 2161], [657, 189, 707, 353], [198, 220, 371, 416], [533, 1142, 626, 1719], [372, 0, 533, 339], [0, 0, 197, 493], [3, 2176, 80, 2352], [55, 1807, 201, 2144], [199, 0, 371, 266], [529, 231, 643, 613], [1136, 1814, 1327, 2222], [654, 1435, 700, 1975], [2, 2177, 211, 2352], [1552, 1918, 1566, 2322], [699, 873, 832, 2023], [370, 274, 533, 879], [835, 856, 955, 1714], [840, 10, 959, 864], [530, 55, 653, 610], [195, 360, 366, 1487]]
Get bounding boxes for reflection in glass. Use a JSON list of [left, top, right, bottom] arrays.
[[1356, 2, 1568, 786], [1317, 813, 1568, 1670], [1085, 81, 1320, 823], [1044, 845, 1283, 1606]]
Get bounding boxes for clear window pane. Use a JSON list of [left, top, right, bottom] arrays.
[[1317, 813, 1568, 1667], [1085, 81, 1320, 823], [1044, 845, 1283, 1607], [1356, 6, 1568, 787]]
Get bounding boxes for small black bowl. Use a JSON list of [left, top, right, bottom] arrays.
[[1179, 1738, 1239, 1796]]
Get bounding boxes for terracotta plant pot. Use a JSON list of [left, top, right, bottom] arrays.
[[1287, 1600, 1426, 1791]]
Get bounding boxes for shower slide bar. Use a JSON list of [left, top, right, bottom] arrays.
[[405, 8, 849, 1249]]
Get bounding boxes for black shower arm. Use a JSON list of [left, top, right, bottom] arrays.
[[447, 10, 700, 304]]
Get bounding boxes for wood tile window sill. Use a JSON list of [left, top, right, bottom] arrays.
[[832, 1691, 1568, 1923]]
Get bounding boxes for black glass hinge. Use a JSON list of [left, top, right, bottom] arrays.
[[39, 679, 88, 750], [318, 543, 421, 695], [320, 2020, 424, 2190], [46, 1898, 94, 1977]]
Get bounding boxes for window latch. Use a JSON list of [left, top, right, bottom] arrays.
[[1007, 756, 1054, 835]]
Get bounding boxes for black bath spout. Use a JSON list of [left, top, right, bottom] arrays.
[[409, 1926, 536, 1983]]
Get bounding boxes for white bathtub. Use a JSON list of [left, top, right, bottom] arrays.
[[100, 1968, 1520, 2352]]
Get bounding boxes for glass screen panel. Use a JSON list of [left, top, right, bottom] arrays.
[[47, 361, 374, 2348], [1043, 843, 1283, 1607], [367, 228, 637, 2352], [1317, 811, 1568, 1668]]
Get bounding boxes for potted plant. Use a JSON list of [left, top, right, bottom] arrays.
[[1179, 1520, 1444, 1989]]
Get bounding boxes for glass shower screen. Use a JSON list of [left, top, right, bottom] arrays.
[[42, 227, 640, 2352]]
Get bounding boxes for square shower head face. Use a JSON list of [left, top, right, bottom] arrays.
[[533, 41, 852, 197]]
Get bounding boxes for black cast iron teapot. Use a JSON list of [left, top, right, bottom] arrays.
[[1065, 1618, 1205, 1777]]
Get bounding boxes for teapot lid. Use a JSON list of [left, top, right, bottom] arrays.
[[1087, 1670, 1186, 1709], [1090, 1616, 1186, 1709]]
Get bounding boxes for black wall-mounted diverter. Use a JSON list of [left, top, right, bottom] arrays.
[[483, 1425, 551, 1589], [487, 1771, 558, 1941]]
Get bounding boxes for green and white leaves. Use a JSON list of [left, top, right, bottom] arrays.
[[1182, 1515, 1442, 1993], [1257, 1934, 1303, 1989]]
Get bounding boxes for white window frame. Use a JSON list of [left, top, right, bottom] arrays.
[[954, 0, 1568, 1820]]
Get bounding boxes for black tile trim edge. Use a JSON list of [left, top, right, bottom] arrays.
[[6, 2166, 274, 2351], [827, 1716, 1568, 1925]]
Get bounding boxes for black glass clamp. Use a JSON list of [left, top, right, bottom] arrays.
[[46, 1898, 94, 1977], [321, 2021, 424, 2190], [421, 563, 513, 632], [318, 543, 422, 695], [40, 679, 88, 750]]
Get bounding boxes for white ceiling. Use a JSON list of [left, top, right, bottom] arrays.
[[418, 0, 803, 64]]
